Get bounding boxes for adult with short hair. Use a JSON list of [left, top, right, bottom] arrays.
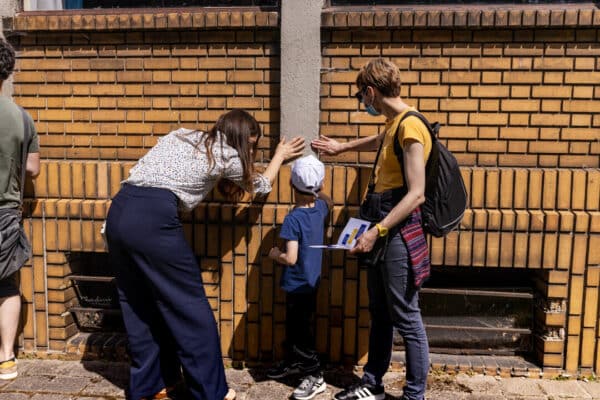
[[105, 109, 305, 400], [0, 38, 40, 380], [312, 58, 430, 400]]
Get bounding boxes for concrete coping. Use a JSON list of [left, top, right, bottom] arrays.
[[8, 9, 279, 32], [321, 4, 600, 28], [6, 3, 600, 32]]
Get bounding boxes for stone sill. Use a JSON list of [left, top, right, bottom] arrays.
[[322, 4, 600, 28], [10, 9, 279, 32], [9, 4, 599, 32]]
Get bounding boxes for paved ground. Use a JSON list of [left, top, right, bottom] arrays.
[[2, 359, 600, 399]]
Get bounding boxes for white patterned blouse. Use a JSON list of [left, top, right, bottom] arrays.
[[125, 128, 271, 211]]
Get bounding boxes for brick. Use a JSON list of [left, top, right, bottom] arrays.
[[534, 57, 574, 70], [501, 99, 540, 112], [440, 71, 481, 84], [563, 100, 598, 113], [532, 86, 572, 98], [469, 113, 508, 126], [566, 72, 600, 84]]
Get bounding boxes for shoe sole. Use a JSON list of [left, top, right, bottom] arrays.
[[293, 381, 327, 400], [0, 371, 17, 380], [333, 391, 385, 400], [266, 367, 301, 379]]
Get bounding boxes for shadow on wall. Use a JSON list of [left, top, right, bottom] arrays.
[[18, 167, 367, 395]]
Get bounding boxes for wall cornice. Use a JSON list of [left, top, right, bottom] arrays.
[[321, 4, 600, 28], [10, 9, 279, 32]]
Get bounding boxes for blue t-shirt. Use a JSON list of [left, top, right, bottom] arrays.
[[279, 198, 329, 293]]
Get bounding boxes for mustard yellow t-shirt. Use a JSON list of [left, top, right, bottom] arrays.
[[373, 108, 432, 193]]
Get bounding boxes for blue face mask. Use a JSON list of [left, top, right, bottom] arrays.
[[365, 103, 380, 116]]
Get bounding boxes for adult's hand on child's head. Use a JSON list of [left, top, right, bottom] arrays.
[[311, 135, 343, 156], [275, 137, 305, 162]]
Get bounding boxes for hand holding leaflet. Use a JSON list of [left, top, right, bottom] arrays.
[[310, 217, 371, 250]]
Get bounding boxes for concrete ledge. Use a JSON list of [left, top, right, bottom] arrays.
[[322, 5, 600, 28], [11, 9, 279, 32], [11, 5, 600, 33]]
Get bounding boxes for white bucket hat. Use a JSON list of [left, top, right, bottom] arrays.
[[291, 154, 325, 196]]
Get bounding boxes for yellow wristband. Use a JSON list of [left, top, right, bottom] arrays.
[[375, 223, 388, 237]]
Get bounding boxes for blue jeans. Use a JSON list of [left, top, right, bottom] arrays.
[[362, 234, 429, 400]]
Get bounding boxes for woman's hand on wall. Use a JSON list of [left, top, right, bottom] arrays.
[[311, 135, 344, 155], [274, 136, 305, 162], [262, 137, 305, 185]]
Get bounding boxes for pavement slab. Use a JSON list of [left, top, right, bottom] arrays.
[[81, 378, 125, 397], [4, 359, 600, 399], [456, 373, 503, 396], [499, 377, 546, 397], [464, 394, 502, 400], [427, 391, 468, 400], [1, 394, 30, 400], [538, 380, 592, 399], [581, 381, 600, 399]]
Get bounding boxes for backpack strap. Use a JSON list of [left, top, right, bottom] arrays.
[[19, 107, 33, 204], [393, 111, 440, 190], [366, 135, 385, 194]]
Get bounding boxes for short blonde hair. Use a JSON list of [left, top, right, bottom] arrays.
[[356, 58, 401, 97]]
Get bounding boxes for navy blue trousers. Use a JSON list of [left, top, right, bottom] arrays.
[[106, 184, 228, 400]]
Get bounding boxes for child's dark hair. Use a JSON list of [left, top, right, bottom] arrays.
[[292, 184, 318, 199], [0, 39, 16, 82]]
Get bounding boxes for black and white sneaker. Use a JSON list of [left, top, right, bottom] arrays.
[[266, 360, 302, 379], [292, 374, 327, 400], [334, 382, 385, 400]]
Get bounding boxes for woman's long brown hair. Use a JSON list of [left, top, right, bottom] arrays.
[[203, 109, 260, 201]]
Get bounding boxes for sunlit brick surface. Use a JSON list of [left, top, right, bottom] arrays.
[[8, 8, 599, 374]]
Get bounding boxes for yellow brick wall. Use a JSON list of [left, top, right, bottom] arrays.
[[9, 10, 600, 373]]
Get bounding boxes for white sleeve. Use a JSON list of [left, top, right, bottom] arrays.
[[222, 156, 272, 195]]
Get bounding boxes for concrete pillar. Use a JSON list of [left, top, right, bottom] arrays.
[[0, 0, 18, 98], [280, 0, 323, 154], [0, 0, 19, 17]]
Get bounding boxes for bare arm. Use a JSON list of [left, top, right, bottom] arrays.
[[350, 140, 426, 254], [311, 133, 383, 155], [268, 240, 299, 266], [317, 191, 333, 211], [26, 152, 40, 178]]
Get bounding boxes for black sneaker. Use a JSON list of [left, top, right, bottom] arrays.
[[334, 382, 385, 400], [266, 360, 303, 379], [292, 374, 327, 400]]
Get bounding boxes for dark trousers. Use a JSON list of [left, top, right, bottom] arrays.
[[285, 290, 320, 369], [106, 184, 227, 400], [362, 234, 429, 400]]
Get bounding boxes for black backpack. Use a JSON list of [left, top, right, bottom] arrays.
[[394, 111, 467, 237]]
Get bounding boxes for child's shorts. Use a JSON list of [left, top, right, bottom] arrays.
[[0, 273, 20, 298]]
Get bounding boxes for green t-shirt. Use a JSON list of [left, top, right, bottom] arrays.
[[0, 97, 39, 209]]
